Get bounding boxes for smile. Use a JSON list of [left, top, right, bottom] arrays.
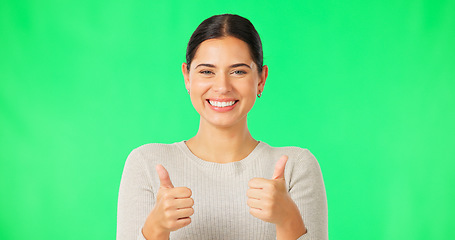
[[208, 100, 238, 108]]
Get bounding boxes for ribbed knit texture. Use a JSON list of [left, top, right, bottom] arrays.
[[117, 141, 328, 240]]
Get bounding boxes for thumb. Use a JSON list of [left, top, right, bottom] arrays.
[[272, 155, 288, 180], [156, 164, 174, 188]]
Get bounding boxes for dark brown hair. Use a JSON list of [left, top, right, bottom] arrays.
[[186, 14, 264, 73]]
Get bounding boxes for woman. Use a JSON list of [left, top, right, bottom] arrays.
[[117, 14, 328, 240]]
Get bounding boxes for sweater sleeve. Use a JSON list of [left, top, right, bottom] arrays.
[[117, 149, 155, 240], [289, 149, 328, 240]]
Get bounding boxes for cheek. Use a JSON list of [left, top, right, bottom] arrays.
[[238, 79, 258, 96], [188, 79, 211, 107], [190, 80, 211, 95], [189, 74, 207, 91]]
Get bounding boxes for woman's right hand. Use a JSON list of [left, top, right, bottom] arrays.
[[142, 164, 194, 240]]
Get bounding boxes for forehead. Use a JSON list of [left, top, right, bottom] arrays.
[[192, 36, 255, 67]]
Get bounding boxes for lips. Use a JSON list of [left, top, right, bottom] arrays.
[[207, 100, 238, 107], [206, 98, 239, 112]]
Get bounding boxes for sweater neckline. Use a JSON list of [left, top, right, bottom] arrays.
[[176, 140, 265, 169]]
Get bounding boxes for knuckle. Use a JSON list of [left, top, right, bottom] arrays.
[[183, 217, 192, 227], [170, 223, 179, 231], [163, 201, 172, 211], [248, 179, 256, 187], [164, 220, 173, 229], [159, 191, 167, 199], [176, 187, 191, 197], [164, 211, 173, 219], [263, 211, 272, 221], [162, 191, 173, 200], [186, 187, 192, 196], [249, 208, 255, 215], [246, 189, 253, 196]]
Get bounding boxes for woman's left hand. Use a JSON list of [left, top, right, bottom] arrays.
[[247, 155, 306, 239]]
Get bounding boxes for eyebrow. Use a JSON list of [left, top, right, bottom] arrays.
[[195, 63, 216, 69], [195, 63, 251, 69], [230, 63, 251, 69]]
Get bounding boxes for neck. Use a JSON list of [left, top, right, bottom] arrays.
[[186, 117, 258, 163]]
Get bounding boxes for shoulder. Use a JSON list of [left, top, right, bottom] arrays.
[[125, 141, 184, 167], [260, 142, 324, 192], [260, 142, 317, 164], [131, 142, 179, 156], [259, 142, 321, 176]]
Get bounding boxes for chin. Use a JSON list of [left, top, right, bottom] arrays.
[[204, 115, 247, 129]]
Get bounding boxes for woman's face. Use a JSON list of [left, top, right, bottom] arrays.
[[182, 36, 268, 129]]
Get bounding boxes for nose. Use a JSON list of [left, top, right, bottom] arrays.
[[212, 72, 232, 93]]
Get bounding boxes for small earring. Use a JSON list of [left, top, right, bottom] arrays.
[[187, 89, 190, 94], [257, 92, 262, 98]]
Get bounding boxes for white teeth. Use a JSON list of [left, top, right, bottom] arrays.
[[208, 100, 236, 107]]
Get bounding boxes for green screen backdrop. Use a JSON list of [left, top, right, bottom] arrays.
[[1, 0, 454, 239]]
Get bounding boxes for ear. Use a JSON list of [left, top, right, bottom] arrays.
[[258, 65, 268, 94], [182, 63, 190, 91]]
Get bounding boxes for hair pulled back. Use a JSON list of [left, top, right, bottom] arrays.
[[186, 14, 264, 73]]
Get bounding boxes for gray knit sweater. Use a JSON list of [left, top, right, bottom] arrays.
[[117, 141, 328, 240]]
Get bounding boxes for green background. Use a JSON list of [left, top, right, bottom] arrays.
[[1, 0, 454, 239]]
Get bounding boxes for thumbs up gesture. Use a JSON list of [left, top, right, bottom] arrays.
[[247, 155, 306, 238], [142, 164, 194, 239]]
